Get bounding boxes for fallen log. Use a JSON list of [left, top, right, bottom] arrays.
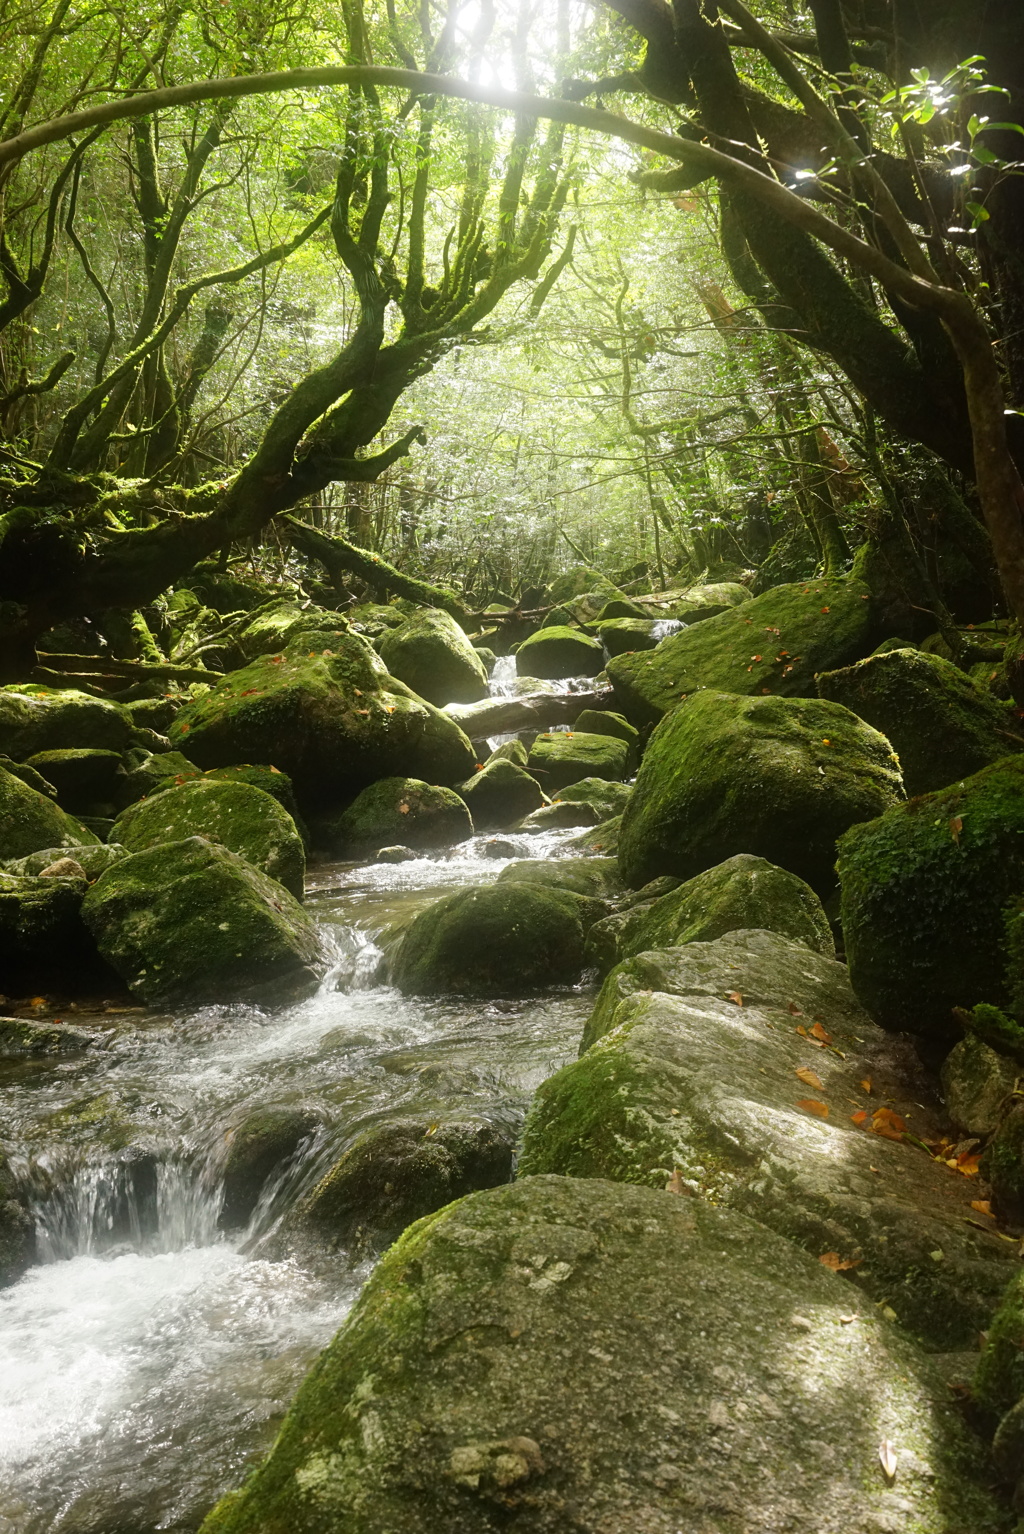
[[443, 686, 612, 739], [34, 653, 220, 684], [284, 517, 474, 625]]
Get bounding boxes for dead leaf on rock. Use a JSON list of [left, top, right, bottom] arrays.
[[398, 803, 410, 814], [796, 1066, 824, 1090], [665, 1168, 691, 1196], [819, 1251, 862, 1271], [956, 1153, 981, 1177], [878, 1440, 898, 1483], [870, 1107, 906, 1141], [851, 1110, 869, 1126], [949, 815, 963, 845], [860, 1077, 872, 1094], [787, 1002, 803, 1016], [727, 991, 743, 1006], [809, 1021, 831, 1043], [970, 1200, 993, 1217], [797, 1098, 829, 1119]]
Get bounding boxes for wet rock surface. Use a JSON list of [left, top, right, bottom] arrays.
[[521, 930, 1017, 1347], [200, 1175, 1006, 1534]]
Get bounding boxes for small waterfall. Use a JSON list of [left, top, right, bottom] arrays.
[[34, 1153, 223, 1262], [652, 618, 686, 641], [488, 654, 518, 697]]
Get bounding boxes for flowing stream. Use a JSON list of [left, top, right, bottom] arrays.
[[0, 831, 595, 1534]]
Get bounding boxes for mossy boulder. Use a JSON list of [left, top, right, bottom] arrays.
[[526, 731, 629, 793], [570, 707, 639, 761], [0, 1015, 99, 1056], [378, 609, 488, 706], [619, 691, 903, 896], [974, 1270, 1024, 1419], [218, 1104, 322, 1229], [389, 882, 602, 996], [167, 633, 476, 811], [0, 753, 56, 797], [484, 737, 528, 768], [817, 647, 1024, 795], [112, 778, 305, 899], [237, 600, 351, 661], [940, 1035, 1020, 1137], [24, 747, 125, 815], [318, 777, 473, 856], [607, 577, 876, 727], [520, 930, 1016, 1347], [0, 871, 114, 993], [585, 854, 833, 975], [0, 763, 99, 861], [517, 775, 632, 830], [299, 1116, 513, 1253], [0, 685, 134, 759], [838, 755, 1024, 1037], [4, 841, 126, 878], [567, 814, 621, 855], [983, 1103, 1024, 1227], [496, 855, 622, 900], [514, 624, 603, 680], [595, 617, 660, 655], [0, 1148, 34, 1287], [455, 758, 546, 831], [199, 1174, 1007, 1534], [203, 764, 308, 846], [640, 580, 752, 624], [115, 749, 202, 809], [82, 837, 327, 1006]]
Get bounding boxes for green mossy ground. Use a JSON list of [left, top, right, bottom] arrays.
[[618, 690, 903, 895]]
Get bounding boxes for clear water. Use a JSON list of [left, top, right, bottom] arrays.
[[0, 832, 594, 1533]]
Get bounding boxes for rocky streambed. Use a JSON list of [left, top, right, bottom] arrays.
[[0, 832, 593, 1532]]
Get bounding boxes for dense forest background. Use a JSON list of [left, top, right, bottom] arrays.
[[1, 0, 1022, 683]]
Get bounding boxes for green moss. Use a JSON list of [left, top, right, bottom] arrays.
[[618, 690, 903, 895], [390, 882, 602, 996], [567, 813, 622, 855], [983, 1103, 1024, 1225], [606, 576, 876, 727], [112, 777, 305, 899], [514, 624, 604, 680], [0, 763, 100, 861], [0, 686, 134, 759], [526, 731, 629, 792], [82, 836, 325, 1006], [237, 600, 352, 660], [202, 764, 308, 847], [961, 1004, 1024, 1065], [378, 609, 488, 706], [496, 855, 622, 899], [817, 647, 1023, 796], [167, 634, 476, 810], [571, 708, 639, 757], [974, 1270, 1024, 1419], [116, 750, 202, 809], [595, 618, 660, 655], [838, 755, 1024, 1036], [320, 777, 473, 855], [455, 758, 545, 831]]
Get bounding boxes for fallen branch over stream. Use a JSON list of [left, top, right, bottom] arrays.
[[443, 687, 611, 738]]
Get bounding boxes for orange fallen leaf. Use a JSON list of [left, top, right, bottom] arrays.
[[878, 1440, 898, 1483], [819, 1251, 862, 1271], [851, 1110, 869, 1126], [398, 803, 410, 814], [871, 1107, 907, 1141], [29, 996, 46, 1008], [957, 1153, 981, 1177], [970, 1200, 993, 1217], [809, 1021, 831, 1043], [860, 1077, 873, 1094], [727, 991, 743, 1006], [796, 1024, 808, 1036], [788, 1002, 803, 1016], [797, 1098, 829, 1119], [796, 1066, 824, 1090], [949, 815, 963, 845]]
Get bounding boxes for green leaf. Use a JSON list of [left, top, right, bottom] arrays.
[[965, 200, 991, 224], [972, 146, 998, 165]]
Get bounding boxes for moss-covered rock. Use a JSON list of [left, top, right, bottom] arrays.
[[115, 749, 202, 809], [983, 1103, 1024, 1227], [199, 1174, 1006, 1534], [526, 731, 629, 793], [585, 854, 833, 974], [82, 837, 326, 1006], [0, 1148, 33, 1288], [300, 1117, 513, 1253], [817, 647, 1024, 795], [520, 930, 1016, 1347], [237, 600, 352, 661], [455, 758, 546, 831], [639, 580, 752, 624], [3, 841, 125, 878], [607, 577, 876, 727], [838, 755, 1024, 1037], [24, 747, 125, 815], [619, 691, 902, 896], [974, 1271, 1024, 1419], [124, 696, 180, 734], [570, 707, 639, 761], [0, 1015, 99, 1056], [0, 871, 115, 993], [318, 777, 473, 856], [389, 882, 602, 996], [0, 753, 56, 797], [485, 737, 528, 768], [0, 763, 99, 861], [0, 685, 135, 759], [167, 633, 476, 810], [514, 624, 603, 680], [202, 763, 308, 846], [496, 855, 622, 900], [567, 814, 621, 855], [218, 1104, 322, 1228], [378, 609, 488, 706], [940, 1035, 1020, 1137], [595, 617, 660, 655], [112, 778, 305, 899]]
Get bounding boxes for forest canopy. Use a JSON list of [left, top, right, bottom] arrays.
[[1, 0, 1023, 688]]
